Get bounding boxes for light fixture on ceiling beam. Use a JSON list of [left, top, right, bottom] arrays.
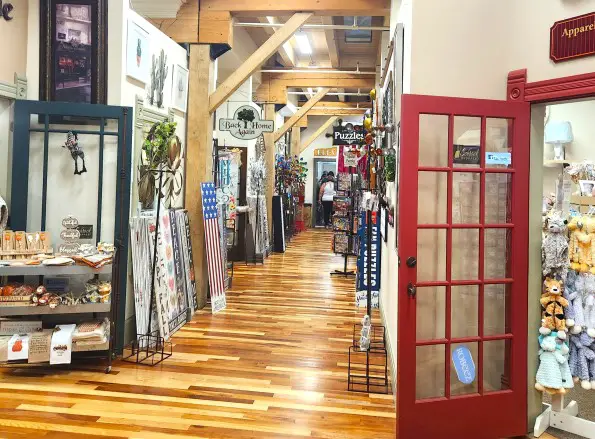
[[234, 22, 389, 32], [294, 33, 312, 55]]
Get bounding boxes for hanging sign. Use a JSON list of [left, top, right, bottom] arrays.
[[452, 345, 476, 384], [356, 210, 381, 308], [0, 1, 14, 21], [550, 12, 595, 63], [453, 144, 480, 165], [218, 105, 274, 140], [314, 147, 337, 157], [333, 123, 365, 145]]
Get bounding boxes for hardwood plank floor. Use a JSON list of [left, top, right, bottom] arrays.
[[0, 229, 396, 438]]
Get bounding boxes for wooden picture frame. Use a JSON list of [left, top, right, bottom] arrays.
[[39, 0, 107, 105]]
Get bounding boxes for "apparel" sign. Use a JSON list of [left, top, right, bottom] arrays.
[[550, 12, 595, 63]]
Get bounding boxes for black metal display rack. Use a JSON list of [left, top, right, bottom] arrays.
[[331, 172, 359, 276]]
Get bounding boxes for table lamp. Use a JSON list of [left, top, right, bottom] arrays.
[[545, 121, 573, 161]]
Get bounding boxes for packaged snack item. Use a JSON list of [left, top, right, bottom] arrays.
[[14, 232, 26, 253], [2, 231, 14, 260], [25, 233, 37, 251], [39, 231, 51, 251]]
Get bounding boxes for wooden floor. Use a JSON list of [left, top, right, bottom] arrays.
[[0, 228, 396, 438]]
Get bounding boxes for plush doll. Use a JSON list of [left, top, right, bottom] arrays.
[[573, 216, 591, 273], [536, 333, 567, 394], [540, 277, 569, 338], [584, 274, 595, 338], [569, 272, 587, 335], [569, 332, 595, 390], [559, 339, 575, 391], [568, 216, 584, 272], [564, 270, 578, 329], [542, 211, 569, 278]]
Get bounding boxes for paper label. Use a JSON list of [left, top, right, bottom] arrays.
[[0, 320, 42, 336], [50, 324, 76, 365], [28, 330, 53, 363]]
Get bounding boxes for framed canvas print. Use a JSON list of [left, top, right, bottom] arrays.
[[39, 0, 107, 105], [171, 64, 189, 113], [126, 19, 150, 84]]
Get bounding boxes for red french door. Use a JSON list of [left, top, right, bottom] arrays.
[[397, 94, 530, 438]]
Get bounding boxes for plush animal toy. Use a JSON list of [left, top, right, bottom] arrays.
[[540, 277, 569, 338], [570, 216, 591, 273], [536, 333, 569, 394], [568, 216, 583, 272], [566, 271, 587, 335], [559, 339, 575, 392], [570, 332, 595, 390], [542, 211, 569, 279], [584, 274, 595, 338]]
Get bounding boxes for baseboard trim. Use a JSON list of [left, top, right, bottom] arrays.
[[380, 304, 397, 400]]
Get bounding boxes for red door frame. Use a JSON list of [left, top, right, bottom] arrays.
[[507, 69, 595, 103], [397, 94, 530, 439]]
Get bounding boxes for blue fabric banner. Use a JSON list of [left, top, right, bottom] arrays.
[[356, 210, 381, 308]]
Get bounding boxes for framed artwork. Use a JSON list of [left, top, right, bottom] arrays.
[[171, 64, 189, 113], [39, 0, 107, 105], [126, 20, 150, 84]]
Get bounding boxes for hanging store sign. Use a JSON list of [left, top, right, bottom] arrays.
[[218, 105, 274, 140], [550, 12, 595, 63], [452, 345, 476, 384], [0, 1, 14, 21], [314, 147, 337, 157], [333, 123, 365, 145]]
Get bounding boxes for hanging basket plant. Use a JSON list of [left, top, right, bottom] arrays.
[[138, 121, 182, 209]]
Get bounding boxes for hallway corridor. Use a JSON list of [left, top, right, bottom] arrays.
[[0, 229, 396, 438]]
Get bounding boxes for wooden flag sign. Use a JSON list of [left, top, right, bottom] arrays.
[[201, 183, 227, 313], [550, 12, 595, 63]]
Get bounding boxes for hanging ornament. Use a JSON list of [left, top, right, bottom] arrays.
[[364, 117, 373, 132], [365, 133, 374, 145], [63, 131, 87, 175], [369, 89, 376, 101], [376, 148, 383, 155]]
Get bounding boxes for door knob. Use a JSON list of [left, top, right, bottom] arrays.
[[406, 256, 417, 267], [407, 283, 417, 298]]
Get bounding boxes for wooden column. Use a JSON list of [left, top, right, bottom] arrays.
[[290, 126, 300, 157], [185, 44, 213, 309], [263, 103, 276, 239]]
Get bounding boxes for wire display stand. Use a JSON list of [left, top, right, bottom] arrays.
[[123, 167, 175, 366], [331, 170, 359, 277]]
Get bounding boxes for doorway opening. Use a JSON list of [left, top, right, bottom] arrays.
[[312, 158, 337, 228]]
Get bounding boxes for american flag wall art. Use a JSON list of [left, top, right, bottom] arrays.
[[201, 182, 227, 313]]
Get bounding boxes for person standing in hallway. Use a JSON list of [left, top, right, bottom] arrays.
[[319, 171, 336, 228]]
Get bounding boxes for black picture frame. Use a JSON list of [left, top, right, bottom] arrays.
[[39, 0, 107, 106]]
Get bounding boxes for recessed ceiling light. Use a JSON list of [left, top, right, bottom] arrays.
[[295, 33, 312, 55]]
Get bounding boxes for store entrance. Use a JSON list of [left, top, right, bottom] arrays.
[[312, 158, 336, 227], [397, 94, 530, 438]]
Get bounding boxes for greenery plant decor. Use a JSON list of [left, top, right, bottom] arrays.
[[138, 121, 182, 209], [384, 154, 396, 182]]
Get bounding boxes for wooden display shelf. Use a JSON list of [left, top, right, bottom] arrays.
[[543, 159, 570, 167], [0, 264, 112, 276], [0, 303, 110, 316]]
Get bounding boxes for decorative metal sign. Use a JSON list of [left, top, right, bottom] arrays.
[[550, 12, 595, 63], [0, 1, 13, 21], [218, 105, 274, 140], [59, 215, 80, 255], [333, 123, 365, 145]]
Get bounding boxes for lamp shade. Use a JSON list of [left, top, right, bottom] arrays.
[[545, 121, 573, 144]]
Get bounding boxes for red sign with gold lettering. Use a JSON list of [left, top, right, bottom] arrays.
[[550, 12, 595, 63]]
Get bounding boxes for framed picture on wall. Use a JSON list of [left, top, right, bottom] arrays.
[[126, 20, 151, 84], [171, 64, 189, 113], [39, 0, 107, 105]]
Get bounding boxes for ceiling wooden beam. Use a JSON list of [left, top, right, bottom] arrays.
[[147, 0, 198, 43], [254, 72, 375, 104], [199, 11, 233, 45], [307, 108, 365, 116], [321, 17, 339, 68], [274, 88, 330, 141], [286, 116, 308, 128], [300, 116, 338, 154], [257, 17, 295, 67], [209, 12, 312, 113], [337, 88, 345, 102], [299, 101, 372, 109], [200, 0, 390, 16]]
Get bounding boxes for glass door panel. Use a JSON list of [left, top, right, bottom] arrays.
[[398, 94, 529, 439]]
